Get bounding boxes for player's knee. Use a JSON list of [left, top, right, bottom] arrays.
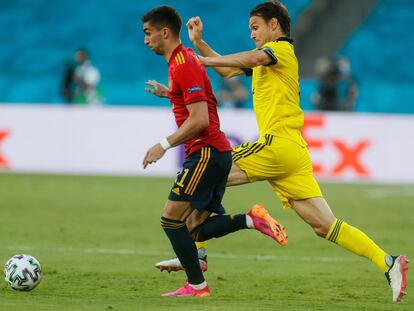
[[186, 217, 203, 232], [160, 216, 185, 230], [162, 206, 175, 219], [162, 201, 191, 222], [186, 210, 210, 231]]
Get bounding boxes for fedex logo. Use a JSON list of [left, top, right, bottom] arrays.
[[0, 129, 10, 169], [302, 114, 371, 178]]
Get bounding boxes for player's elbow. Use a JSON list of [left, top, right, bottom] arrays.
[[221, 71, 233, 79], [197, 115, 209, 131], [245, 55, 260, 67], [188, 101, 209, 132], [222, 69, 240, 79], [246, 52, 269, 67]]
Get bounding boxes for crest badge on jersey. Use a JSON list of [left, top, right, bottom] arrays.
[[186, 86, 203, 94]]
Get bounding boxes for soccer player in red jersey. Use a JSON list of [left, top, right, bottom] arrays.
[[141, 6, 287, 297]]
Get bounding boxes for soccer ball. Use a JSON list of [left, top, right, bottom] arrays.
[[4, 254, 42, 291]]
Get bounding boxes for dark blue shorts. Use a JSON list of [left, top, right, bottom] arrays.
[[168, 146, 232, 214]]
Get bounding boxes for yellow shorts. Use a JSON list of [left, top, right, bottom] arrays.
[[232, 134, 322, 209]]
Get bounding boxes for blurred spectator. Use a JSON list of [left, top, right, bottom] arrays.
[[312, 56, 358, 111], [218, 76, 248, 109], [60, 59, 76, 103], [73, 48, 103, 105]]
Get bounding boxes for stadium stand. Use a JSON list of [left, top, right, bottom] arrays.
[[339, 0, 414, 113], [1, 0, 412, 113], [0, 0, 310, 106]]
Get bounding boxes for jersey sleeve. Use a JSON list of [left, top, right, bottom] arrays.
[[173, 61, 208, 105], [259, 42, 279, 66]]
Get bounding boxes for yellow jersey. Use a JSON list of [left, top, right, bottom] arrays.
[[251, 37, 306, 146]]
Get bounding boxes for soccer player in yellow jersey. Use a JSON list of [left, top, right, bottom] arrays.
[[156, 1, 409, 302]]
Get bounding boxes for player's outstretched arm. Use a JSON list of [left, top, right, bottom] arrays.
[[142, 101, 209, 169], [186, 17, 243, 78], [145, 80, 169, 98], [200, 49, 271, 69]]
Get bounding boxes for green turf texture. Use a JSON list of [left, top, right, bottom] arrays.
[[0, 173, 413, 310]]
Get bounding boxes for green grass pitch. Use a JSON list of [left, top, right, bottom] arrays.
[[0, 173, 413, 310]]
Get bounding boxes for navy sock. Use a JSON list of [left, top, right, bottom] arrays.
[[161, 216, 204, 285], [191, 214, 247, 242]]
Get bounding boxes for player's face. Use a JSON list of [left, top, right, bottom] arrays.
[[249, 16, 274, 48], [143, 22, 165, 55]]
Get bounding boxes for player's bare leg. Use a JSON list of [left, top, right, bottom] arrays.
[[226, 162, 250, 186], [186, 210, 211, 232], [291, 197, 335, 237], [227, 163, 288, 246], [292, 197, 409, 302]]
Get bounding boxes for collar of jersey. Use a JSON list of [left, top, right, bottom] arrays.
[[169, 44, 184, 65], [275, 37, 294, 43]]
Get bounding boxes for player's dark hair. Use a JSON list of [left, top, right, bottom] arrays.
[[142, 6, 182, 38], [250, 1, 291, 36], [75, 47, 89, 57]]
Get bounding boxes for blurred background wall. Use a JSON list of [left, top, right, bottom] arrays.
[[1, 0, 412, 112]]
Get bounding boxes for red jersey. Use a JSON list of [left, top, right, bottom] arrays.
[[167, 44, 231, 158]]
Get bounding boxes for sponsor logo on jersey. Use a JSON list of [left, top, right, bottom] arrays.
[[186, 86, 203, 94]]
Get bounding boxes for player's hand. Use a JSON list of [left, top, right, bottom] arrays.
[[145, 80, 168, 98], [186, 16, 203, 44], [142, 143, 166, 169]]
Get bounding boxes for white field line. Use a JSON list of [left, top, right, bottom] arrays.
[[1, 246, 356, 263], [364, 186, 414, 198]]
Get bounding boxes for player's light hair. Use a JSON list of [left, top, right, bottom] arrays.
[[250, 1, 291, 36], [141, 6, 182, 38]]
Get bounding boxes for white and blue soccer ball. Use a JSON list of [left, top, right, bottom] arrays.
[[4, 254, 42, 291]]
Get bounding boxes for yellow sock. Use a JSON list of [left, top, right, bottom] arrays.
[[195, 241, 207, 251], [326, 219, 389, 272]]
